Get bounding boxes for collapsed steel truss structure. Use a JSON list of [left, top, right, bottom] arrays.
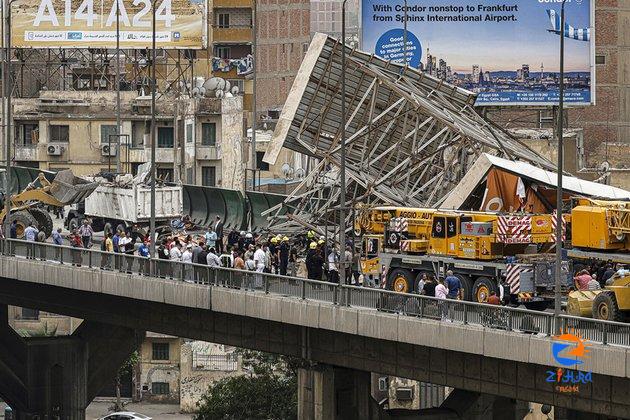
[[263, 33, 556, 234], [9, 48, 196, 98]]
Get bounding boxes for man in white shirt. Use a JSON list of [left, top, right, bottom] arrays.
[[327, 248, 339, 284], [182, 244, 194, 281], [170, 242, 182, 261], [206, 248, 222, 267], [253, 244, 266, 288]]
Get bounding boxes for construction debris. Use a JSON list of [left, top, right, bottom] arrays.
[[263, 33, 555, 234]]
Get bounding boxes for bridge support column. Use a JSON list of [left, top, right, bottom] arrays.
[[298, 365, 372, 420], [0, 305, 141, 420]]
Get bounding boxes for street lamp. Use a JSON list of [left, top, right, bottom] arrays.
[[340, 0, 348, 285], [554, 0, 567, 333], [149, 0, 157, 258]]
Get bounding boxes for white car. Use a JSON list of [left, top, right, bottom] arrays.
[[99, 412, 152, 420]]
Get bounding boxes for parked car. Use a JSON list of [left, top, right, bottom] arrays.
[[99, 412, 152, 420]]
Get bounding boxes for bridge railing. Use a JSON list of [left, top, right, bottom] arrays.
[[3, 239, 629, 348]]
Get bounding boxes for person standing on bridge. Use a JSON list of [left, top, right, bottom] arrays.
[[444, 271, 462, 300], [205, 227, 217, 251], [78, 219, 94, 248], [435, 278, 449, 321], [254, 243, 266, 289], [214, 215, 224, 254]]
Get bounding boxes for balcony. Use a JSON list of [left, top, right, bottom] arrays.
[[213, 0, 252, 7], [15, 144, 38, 161], [212, 26, 252, 44], [196, 145, 221, 160]]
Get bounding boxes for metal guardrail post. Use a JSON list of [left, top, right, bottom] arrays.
[[88, 250, 92, 268], [463, 304, 468, 325], [561, 316, 567, 334], [507, 310, 512, 331], [546, 316, 552, 336], [345, 286, 350, 306], [333, 286, 338, 305], [602, 322, 608, 345], [301, 280, 306, 299], [419, 297, 424, 317], [265, 275, 270, 294]]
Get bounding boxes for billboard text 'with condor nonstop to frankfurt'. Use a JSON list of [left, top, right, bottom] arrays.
[[361, 0, 595, 106]]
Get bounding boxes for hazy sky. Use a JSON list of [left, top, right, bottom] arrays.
[[361, 0, 592, 72]]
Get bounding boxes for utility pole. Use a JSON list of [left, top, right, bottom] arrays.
[[554, 0, 567, 334], [3, 0, 11, 248], [251, 0, 257, 191], [115, 0, 121, 172], [403, 0, 407, 66], [340, 0, 347, 285], [149, 1, 157, 257]]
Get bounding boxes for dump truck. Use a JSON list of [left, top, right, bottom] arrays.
[[66, 183, 287, 234], [355, 206, 560, 306], [0, 169, 98, 239]]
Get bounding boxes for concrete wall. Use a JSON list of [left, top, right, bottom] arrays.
[[180, 341, 243, 413]]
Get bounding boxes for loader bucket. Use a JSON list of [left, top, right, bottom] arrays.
[[48, 170, 99, 205], [246, 191, 288, 232], [182, 184, 246, 230]]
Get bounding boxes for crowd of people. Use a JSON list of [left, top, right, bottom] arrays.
[[573, 261, 629, 291]]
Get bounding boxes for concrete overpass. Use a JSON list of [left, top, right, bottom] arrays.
[[0, 240, 629, 419]]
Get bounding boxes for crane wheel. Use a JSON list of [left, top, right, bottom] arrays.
[[593, 291, 622, 322], [28, 208, 53, 239], [473, 277, 497, 303], [7, 211, 38, 239], [388, 268, 413, 294]]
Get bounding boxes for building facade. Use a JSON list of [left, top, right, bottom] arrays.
[[12, 90, 244, 188]]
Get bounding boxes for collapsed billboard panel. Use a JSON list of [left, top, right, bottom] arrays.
[[11, 0, 206, 49], [361, 0, 594, 106]]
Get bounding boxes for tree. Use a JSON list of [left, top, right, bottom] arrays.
[[114, 351, 138, 412], [194, 350, 307, 420]]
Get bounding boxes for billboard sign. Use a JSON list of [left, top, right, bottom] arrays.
[[361, 0, 594, 106], [10, 0, 206, 49]]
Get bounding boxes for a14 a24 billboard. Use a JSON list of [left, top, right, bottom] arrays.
[[361, 0, 595, 106]]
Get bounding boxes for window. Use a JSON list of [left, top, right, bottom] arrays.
[[186, 167, 193, 184], [595, 55, 606, 65], [49, 125, 69, 143], [15, 123, 39, 146], [100, 125, 118, 144], [218, 13, 230, 28], [186, 123, 193, 143], [21, 308, 39, 320], [431, 217, 446, 239], [151, 382, 170, 395], [202, 166, 216, 187], [157, 127, 174, 148], [201, 123, 216, 146], [157, 168, 174, 182], [256, 151, 269, 171], [216, 46, 231, 59], [152, 342, 170, 360]]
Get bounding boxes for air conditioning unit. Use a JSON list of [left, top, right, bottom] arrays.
[[101, 144, 117, 156], [395, 387, 414, 401], [46, 144, 63, 156]]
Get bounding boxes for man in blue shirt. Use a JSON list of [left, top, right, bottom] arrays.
[[445, 270, 462, 300], [52, 228, 63, 245]]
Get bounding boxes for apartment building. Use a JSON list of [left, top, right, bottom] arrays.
[[12, 90, 244, 188]]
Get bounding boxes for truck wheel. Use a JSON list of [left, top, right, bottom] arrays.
[[7, 211, 37, 239], [28, 208, 53, 239], [472, 277, 497, 303], [457, 275, 473, 301], [388, 268, 413, 294], [593, 291, 622, 322]]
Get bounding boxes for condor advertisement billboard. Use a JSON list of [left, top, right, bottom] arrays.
[[361, 0, 595, 106], [10, 0, 206, 49]]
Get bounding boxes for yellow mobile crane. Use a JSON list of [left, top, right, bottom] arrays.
[[355, 206, 557, 303]]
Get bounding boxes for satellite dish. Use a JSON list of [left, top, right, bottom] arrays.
[[281, 163, 293, 177], [231, 86, 240, 95], [192, 87, 200, 97], [195, 77, 205, 88], [216, 78, 226, 91], [295, 168, 305, 179], [215, 90, 224, 98], [598, 161, 611, 174], [224, 80, 231, 91], [199, 86, 206, 96], [203, 77, 221, 91]]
